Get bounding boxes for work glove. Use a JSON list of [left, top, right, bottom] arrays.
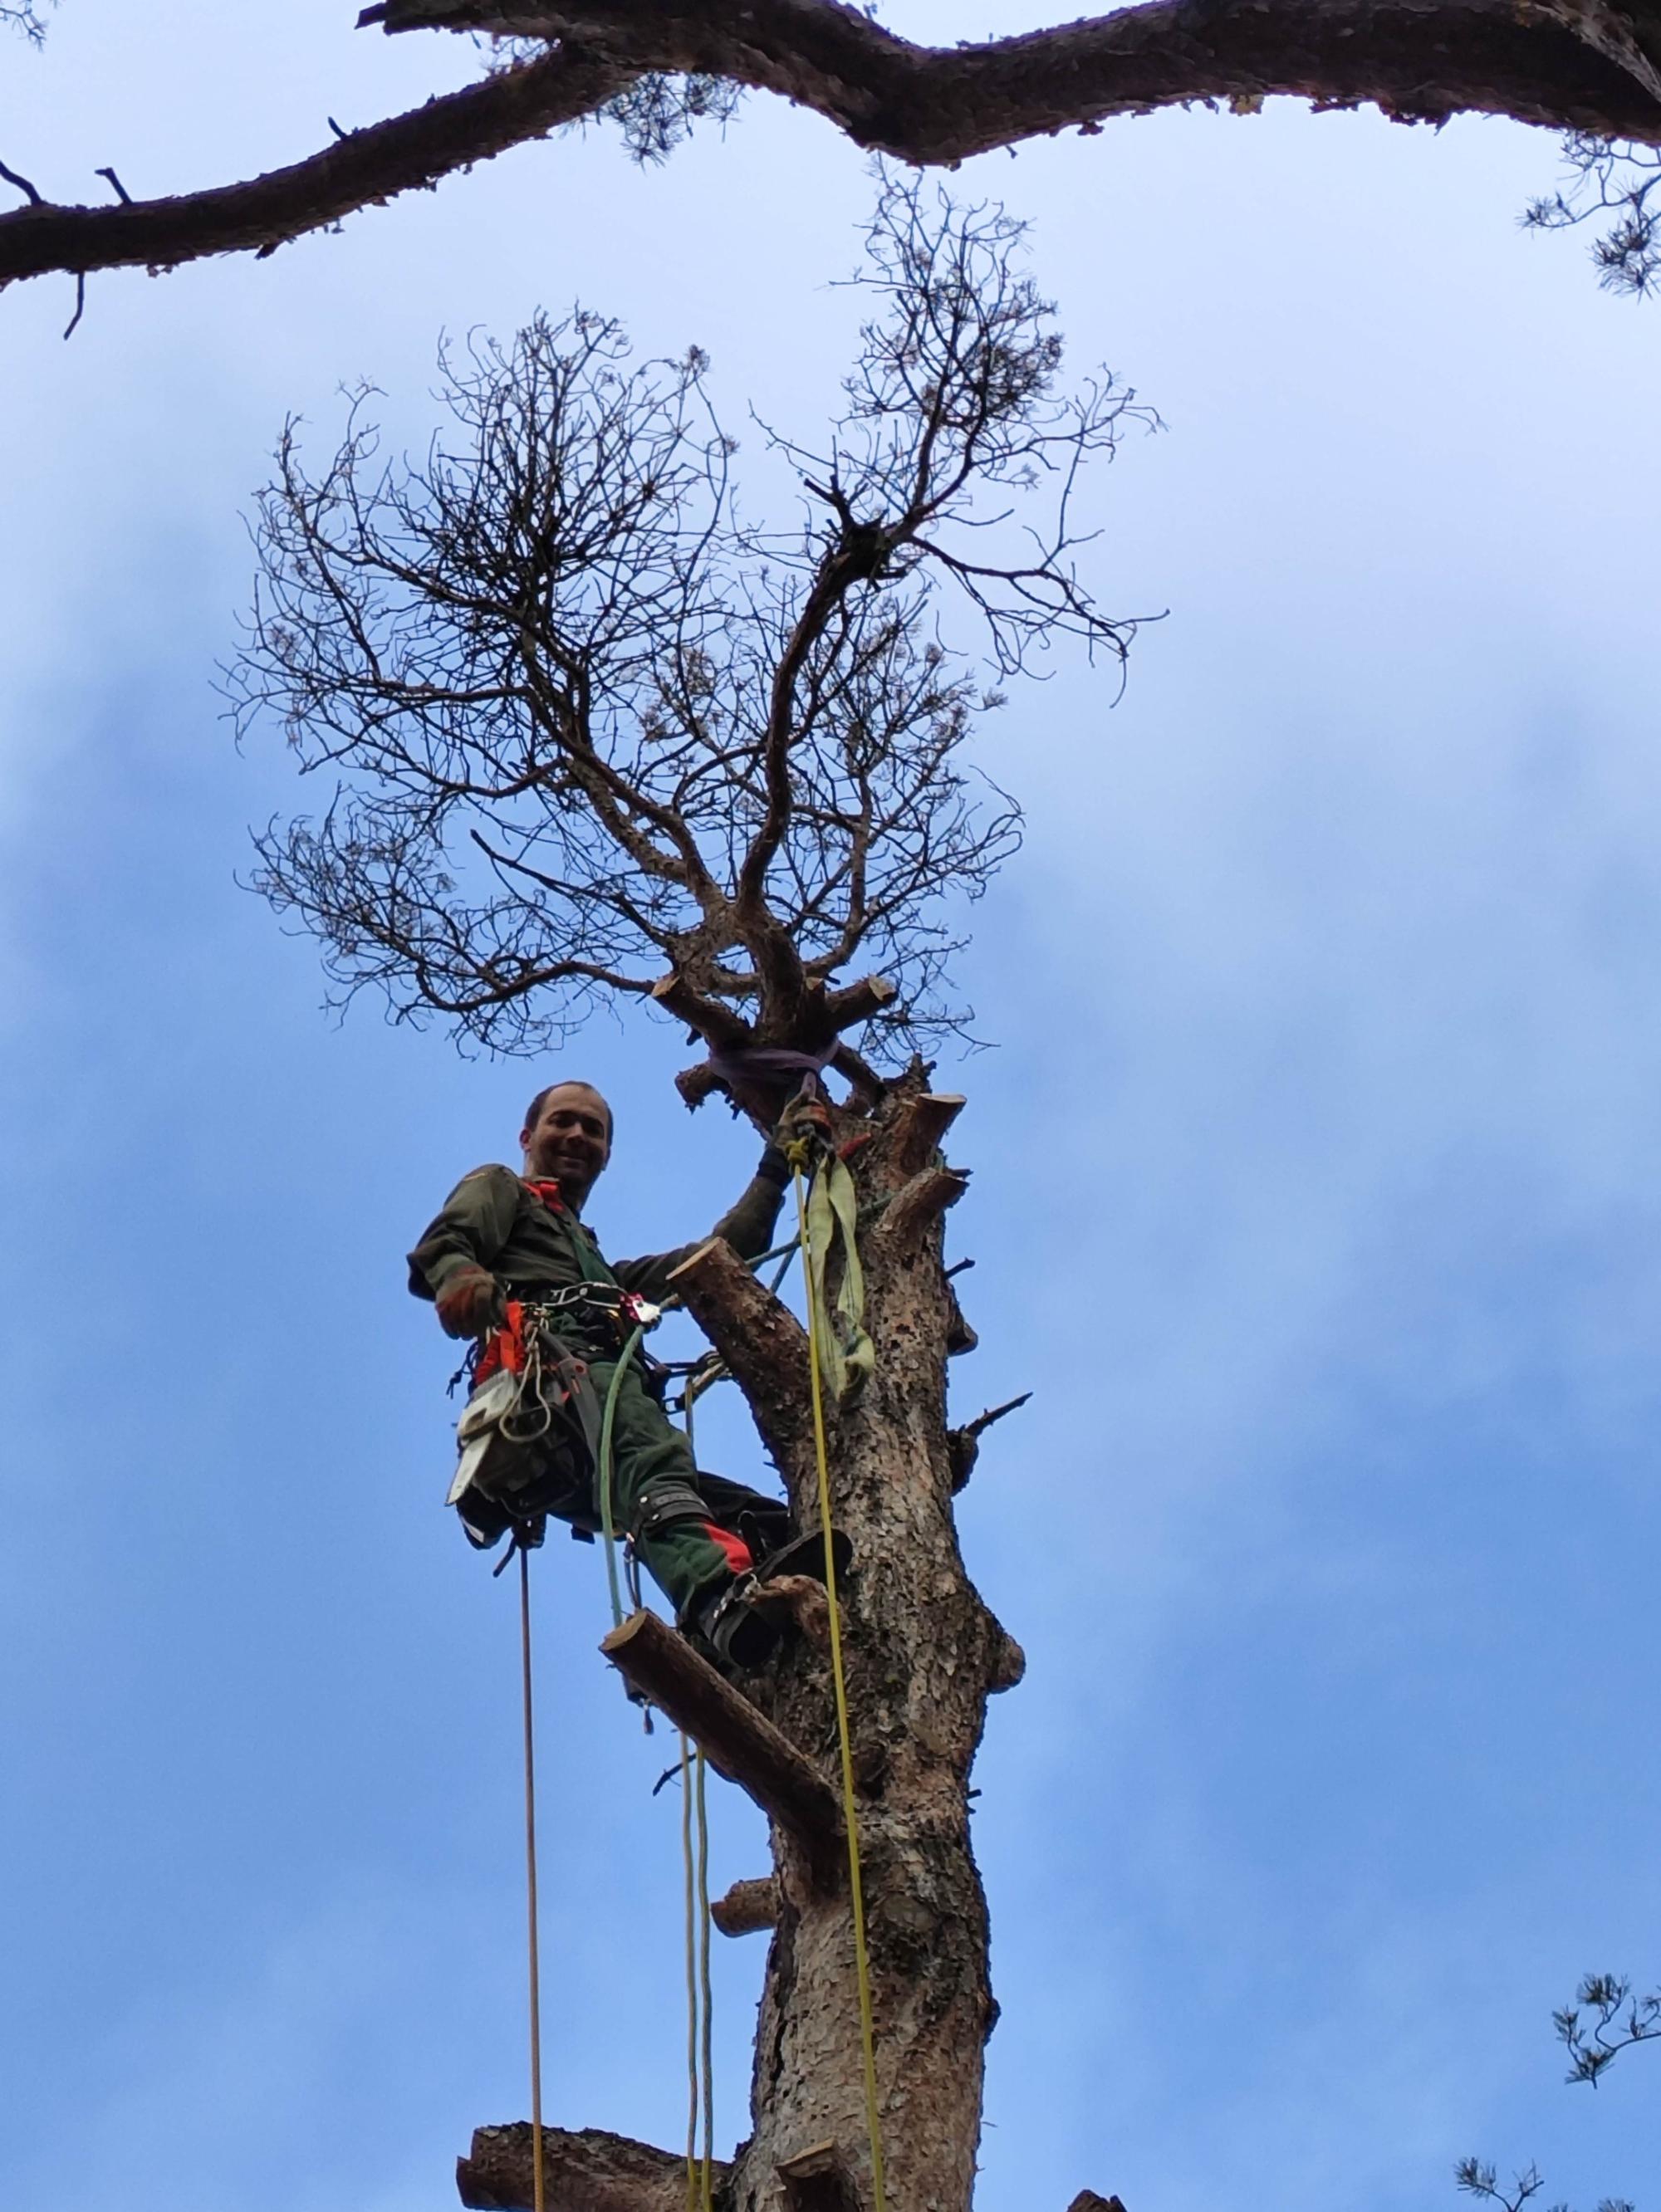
[[772, 1086, 833, 1167], [435, 1263, 505, 1340]]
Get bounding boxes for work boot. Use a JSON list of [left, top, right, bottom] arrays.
[[686, 1527, 855, 1673], [694, 1574, 784, 1672], [752, 1525, 854, 1598]]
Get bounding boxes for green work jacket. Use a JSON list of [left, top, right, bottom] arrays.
[[407, 1157, 787, 1314]]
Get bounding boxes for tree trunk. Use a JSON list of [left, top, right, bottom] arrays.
[[725, 1083, 1012, 2211]]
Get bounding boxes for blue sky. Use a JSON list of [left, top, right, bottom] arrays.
[[2, 7, 1660, 2209]]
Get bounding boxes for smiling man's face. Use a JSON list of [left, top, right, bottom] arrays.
[[520, 1081, 613, 1210]]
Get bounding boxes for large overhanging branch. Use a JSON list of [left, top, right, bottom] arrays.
[[4, 0, 1661, 301], [0, 44, 632, 288], [384, 0, 1661, 149]]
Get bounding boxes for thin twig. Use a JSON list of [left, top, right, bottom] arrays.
[[0, 156, 42, 206]]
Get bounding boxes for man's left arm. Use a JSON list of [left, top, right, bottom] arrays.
[[610, 1143, 791, 1304]]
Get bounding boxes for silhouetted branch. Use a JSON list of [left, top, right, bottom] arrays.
[[0, 46, 633, 290], [948, 1390, 1031, 1493], [1556, 1970, 1661, 2085], [1525, 134, 1661, 293], [373, 0, 1661, 153], [232, 180, 1136, 1059], [7, 0, 1658, 300], [0, 158, 42, 206], [1454, 2154, 1634, 2212]]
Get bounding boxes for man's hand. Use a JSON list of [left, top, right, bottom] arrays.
[[435, 1263, 505, 1340], [776, 1088, 832, 1149], [756, 1089, 833, 1185]]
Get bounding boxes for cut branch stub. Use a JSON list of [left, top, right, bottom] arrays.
[[988, 1624, 1026, 1693], [888, 1089, 966, 1180], [777, 2140, 862, 2212], [666, 1237, 812, 1482], [948, 1390, 1032, 1492], [600, 1609, 845, 1890], [457, 2121, 723, 2212], [820, 971, 898, 1033], [650, 968, 753, 1051], [711, 1872, 780, 1936], [873, 1163, 971, 1258]]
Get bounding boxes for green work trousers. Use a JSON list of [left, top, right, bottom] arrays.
[[584, 1356, 742, 1620]]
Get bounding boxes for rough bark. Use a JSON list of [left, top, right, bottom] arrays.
[[380, 0, 1661, 145], [695, 1072, 1011, 2212], [457, 2121, 727, 2211], [6, 0, 1661, 299]]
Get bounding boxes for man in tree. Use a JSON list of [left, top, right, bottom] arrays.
[[242, 182, 1129, 2210], [409, 1075, 826, 1663]]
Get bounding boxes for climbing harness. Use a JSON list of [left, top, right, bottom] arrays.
[[789, 1135, 889, 2212], [449, 1302, 603, 1549]]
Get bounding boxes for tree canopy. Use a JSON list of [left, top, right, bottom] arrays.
[[232, 176, 1144, 1084]]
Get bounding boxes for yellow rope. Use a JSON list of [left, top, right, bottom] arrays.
[[695, 1745, 715, 2212], [791, 1155, 889, 2212], [679, 1402, 716, 2212], [681, 1732, 699, 2212], [517, 1544, 547, 2212]]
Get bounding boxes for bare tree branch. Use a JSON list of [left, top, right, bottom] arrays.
[[231, 179, 1133, 1064], [1555, 1969, 1661, 2085], [0, 2, 51, 48], [1524, 132, 1661, 291], [1453, 2155, 1634, 2212]]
